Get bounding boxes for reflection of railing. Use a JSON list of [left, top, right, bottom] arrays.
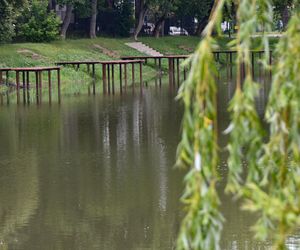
[[56, 60, 144, 95], [0, 66, 61, 104]]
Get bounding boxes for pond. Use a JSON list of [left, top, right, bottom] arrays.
[[0, 80, 299, 249]]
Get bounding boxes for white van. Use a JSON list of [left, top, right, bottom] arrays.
[[169, 26, 189, 36]]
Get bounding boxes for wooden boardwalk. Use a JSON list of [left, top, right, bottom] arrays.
[[122, 50, 273, 88], [0, 66, 61, 104], [0, 50, 274, 104], [56, 60, 145, 95]]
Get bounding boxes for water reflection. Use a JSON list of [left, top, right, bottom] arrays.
[[0, 87, 183, 250], [0, 79, 299, 249]]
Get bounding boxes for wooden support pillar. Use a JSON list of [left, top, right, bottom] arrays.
[[35, 71, 39, 103], [16, 71, 20, 104], [6, 71, 9, 85], [168, 58, 174, 87], [92, 64, 96, 95], [39, 71, 43, 103], [119, 64, 122, 94], [172, 59, 175, 86], [177, 58, 180, 87], [26, 72, 30, 89], [57, 69, 61, 104], [226, 53, 229, 82], [22, 71, 26, 104], [26, 71, 30, 104], [132, 63, 135, 87], [22, 71, 25, 88], [107, 64, 111, 94], [102, 64, 107, 94], [16, 71, 20, 90], [92, 64, 95, 78], [87, 64, 90, 73], [0, 71, 2, 85], [112, 64, 115, 95], [159, 58, 162, 75], [39, 71, 42, 89], [124, 63, 127, 92], [48, 70, 52, 103], [140, 62, 143, 90]]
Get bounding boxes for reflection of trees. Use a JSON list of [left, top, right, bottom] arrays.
[[0, 154, 39, 249]]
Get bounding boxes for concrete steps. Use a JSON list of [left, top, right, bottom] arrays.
[[125, 42, 163, 57]]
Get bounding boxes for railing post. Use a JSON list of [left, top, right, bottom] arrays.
[[119, 63, 122, 94], [57, 68, 61, 104], [102, 64, 107, 95]]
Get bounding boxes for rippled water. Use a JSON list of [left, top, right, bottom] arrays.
[[0, 80, 299, 250]]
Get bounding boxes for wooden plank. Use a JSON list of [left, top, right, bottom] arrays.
[[56, 60, 145, 65], [1, 66, 61, 71]]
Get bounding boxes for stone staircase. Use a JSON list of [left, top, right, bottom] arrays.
[[125, 42, 163, 57]]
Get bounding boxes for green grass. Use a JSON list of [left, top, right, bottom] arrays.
[[140, 36, 279, 55], [0, 36, 279, 96], [0, 37, 158, 93]]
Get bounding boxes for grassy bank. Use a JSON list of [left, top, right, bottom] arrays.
[[0, 36, 279, 96]]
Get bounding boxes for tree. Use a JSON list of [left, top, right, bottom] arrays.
[[175, 0, 214, 36], [151, 0, 176, 38], [0, 0, 28, 43], [90, 0, 98, 38], [57, 1, 74, 39], [117, 0, 134, 37], [16, 0, 61, 42], [222, 1, 237, 37], [133, 0, 149, 41], [176, 0, 300, 249], [0, 1, 15, 43], [273, 0, 293, 29]]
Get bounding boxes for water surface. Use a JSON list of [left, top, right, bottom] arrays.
[[0, 82, 299, 250]]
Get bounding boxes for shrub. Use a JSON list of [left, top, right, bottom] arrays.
[[98, 0, 133, 37], [17, 0, 61, 42], [0, 2, 15, 43], [117, 0, 134, 37]]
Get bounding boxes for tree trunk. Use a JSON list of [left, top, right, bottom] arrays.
[[153, 14, 166, 38], [48, 0, 54, 10], [195, 17, 209, 36], [161, 20, 165, 36], [282, 6, 289, 29], [60, 4, 73, 40], [134, 0, 147, 41], [196, 0, 216, 36], [90, 0, 98, 38], [107, 0, 114, 9]]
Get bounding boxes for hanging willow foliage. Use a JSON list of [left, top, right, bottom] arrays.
[[176, 0, 300, 249], [175, 1, 225, 249]]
